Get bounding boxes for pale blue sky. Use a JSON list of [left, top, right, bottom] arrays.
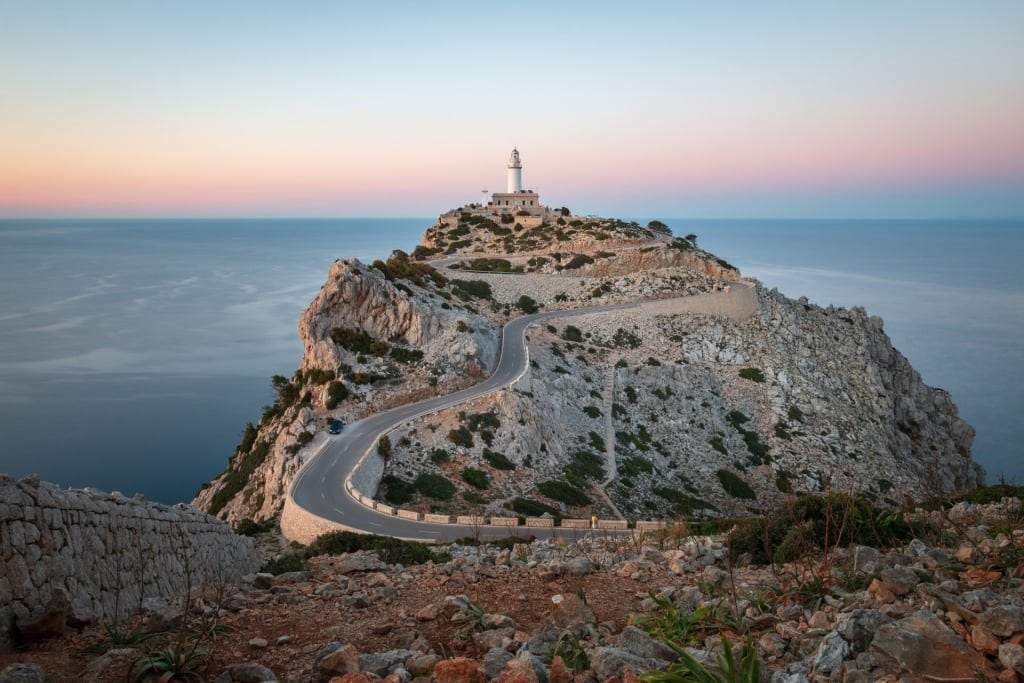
[[2, 1, 1022, 217]]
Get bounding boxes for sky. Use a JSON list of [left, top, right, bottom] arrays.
[[1, 1, 1022, 219]]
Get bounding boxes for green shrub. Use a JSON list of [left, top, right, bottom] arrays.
[[564, 450, 605, 487], [326, 380, 349, 409], [620, 456, 654, 478], [564, 254, 595, 269], [448, 426, 474, 448], [653, 487, 710, 516], [382, 474, 414, 505], [588, 431, 605, 451], [430, 448, 450, 464], [450, 279, 493, 301], [208, 440, 271, 516], [332, 326, 384, 355], [300, 368, 336, 385], [389, 347, 424, 364], [462, 490, 488, 505], [562, 325, 583, 342], [717, 469, 756, 500], [738, 367, 765, 383], [612, 327, 642, 348], [461, 467, 489, 489], [511, 497, 560, 517], [582, 405, 602, 419], [466, 411, 501, 432], [261, 553, 307, 575], [414, 473, 455, 500], [517, 295, 539, 314], [538, 480, 591, 506], [482, 448, 515, 470], [728, 493, 916, 564], [296, 431, 314, 446], [305, 530, 440, 565]]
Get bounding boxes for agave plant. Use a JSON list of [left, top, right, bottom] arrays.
[[641, 634, 761, 683], [130, 644, 210, 682]]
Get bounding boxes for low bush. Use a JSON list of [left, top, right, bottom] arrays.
[[414, 473, 455, 500], [538, 480, 591, 506], [461, 467, 489, 490], [482, 448, 515, 470], [511, 497, 561, 517], [305, 530, 442, 565], [728, 493, 916, 564], [739, 367, 765, 383], [717, 468, 756, 500]]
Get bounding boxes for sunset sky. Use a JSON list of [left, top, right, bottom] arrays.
[[2, 1, 1022, 218]]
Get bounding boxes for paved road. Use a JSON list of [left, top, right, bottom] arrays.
[[289, 303, 637, 542]]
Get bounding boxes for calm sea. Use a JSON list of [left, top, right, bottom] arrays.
[[0, 218, 1019, 504]]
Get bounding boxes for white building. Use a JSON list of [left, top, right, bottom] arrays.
[[489, 148, 542, 216]]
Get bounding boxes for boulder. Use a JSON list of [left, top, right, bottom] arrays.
[[313, 643, 361, 683], [213, 662, 279, 682], [0, 663, 46, 683], [870, 611, 986, 680], [434, 657, 486, 683]]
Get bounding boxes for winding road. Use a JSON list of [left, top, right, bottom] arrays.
[[287, 303, 637, 543], [285, 279, 757, 543]]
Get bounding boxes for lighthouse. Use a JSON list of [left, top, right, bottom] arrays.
[[507, 148, 523, 193], [490, 148, 540, 217]]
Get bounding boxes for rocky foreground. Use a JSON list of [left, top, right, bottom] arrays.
[[3, 497, 1022, 683]]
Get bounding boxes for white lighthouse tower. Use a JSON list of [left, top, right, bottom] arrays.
[[507, 148, 523, 193], [490, 147, 540, 217]]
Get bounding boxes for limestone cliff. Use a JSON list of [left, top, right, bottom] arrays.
[[193, 252, 500, 525], [195, 212, 982, 525]]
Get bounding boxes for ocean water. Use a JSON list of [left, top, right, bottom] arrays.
[[0, 218, 1019, 504], [0, 219, 428, 504], [682, 219, 1023, 485]]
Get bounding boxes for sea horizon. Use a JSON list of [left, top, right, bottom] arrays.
[[1, 216, 1020, 504]]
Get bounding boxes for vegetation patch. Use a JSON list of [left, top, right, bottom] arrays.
[[716, 469, 756, 500], [461, 467, 489, 489], [620, 456, 654, 479], [381, 474, 414, 505], [517, 295, 539, 314], [582, 405, 602, 419], [612, 328, 642, 348], [538, 480, 592, 506], [482, 447, 515, 470], [653, 487, 711, 517], [738, 367, 766, 382], [561, 325, 583, 342], [450, 279, 493, 301], [372, 250, 444, 288], [728, 493, 915, 564], [447, 426, 474, 448], [564, 449, 605, 487], [511, 497, 561, 517], [413, 473, 455, 500], [389, 346, 423, 364], [564, 254, 595, 270]]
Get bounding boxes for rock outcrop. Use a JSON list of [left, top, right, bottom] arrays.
[[299, 258, 499, 378]]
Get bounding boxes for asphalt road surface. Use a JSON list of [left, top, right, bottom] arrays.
[[289, 303, 636, 542]]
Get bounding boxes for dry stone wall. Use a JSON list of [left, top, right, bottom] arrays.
[[0, 474, 261, 649]]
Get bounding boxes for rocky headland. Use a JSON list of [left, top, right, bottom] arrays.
[[192, 210, 981, 528], [5, 209, 1010, 683]]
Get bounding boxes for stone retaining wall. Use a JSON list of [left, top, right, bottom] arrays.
[[0, 474, 261, 650]]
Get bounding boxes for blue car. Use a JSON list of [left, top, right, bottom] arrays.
[[328, 420, 343, 435]]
